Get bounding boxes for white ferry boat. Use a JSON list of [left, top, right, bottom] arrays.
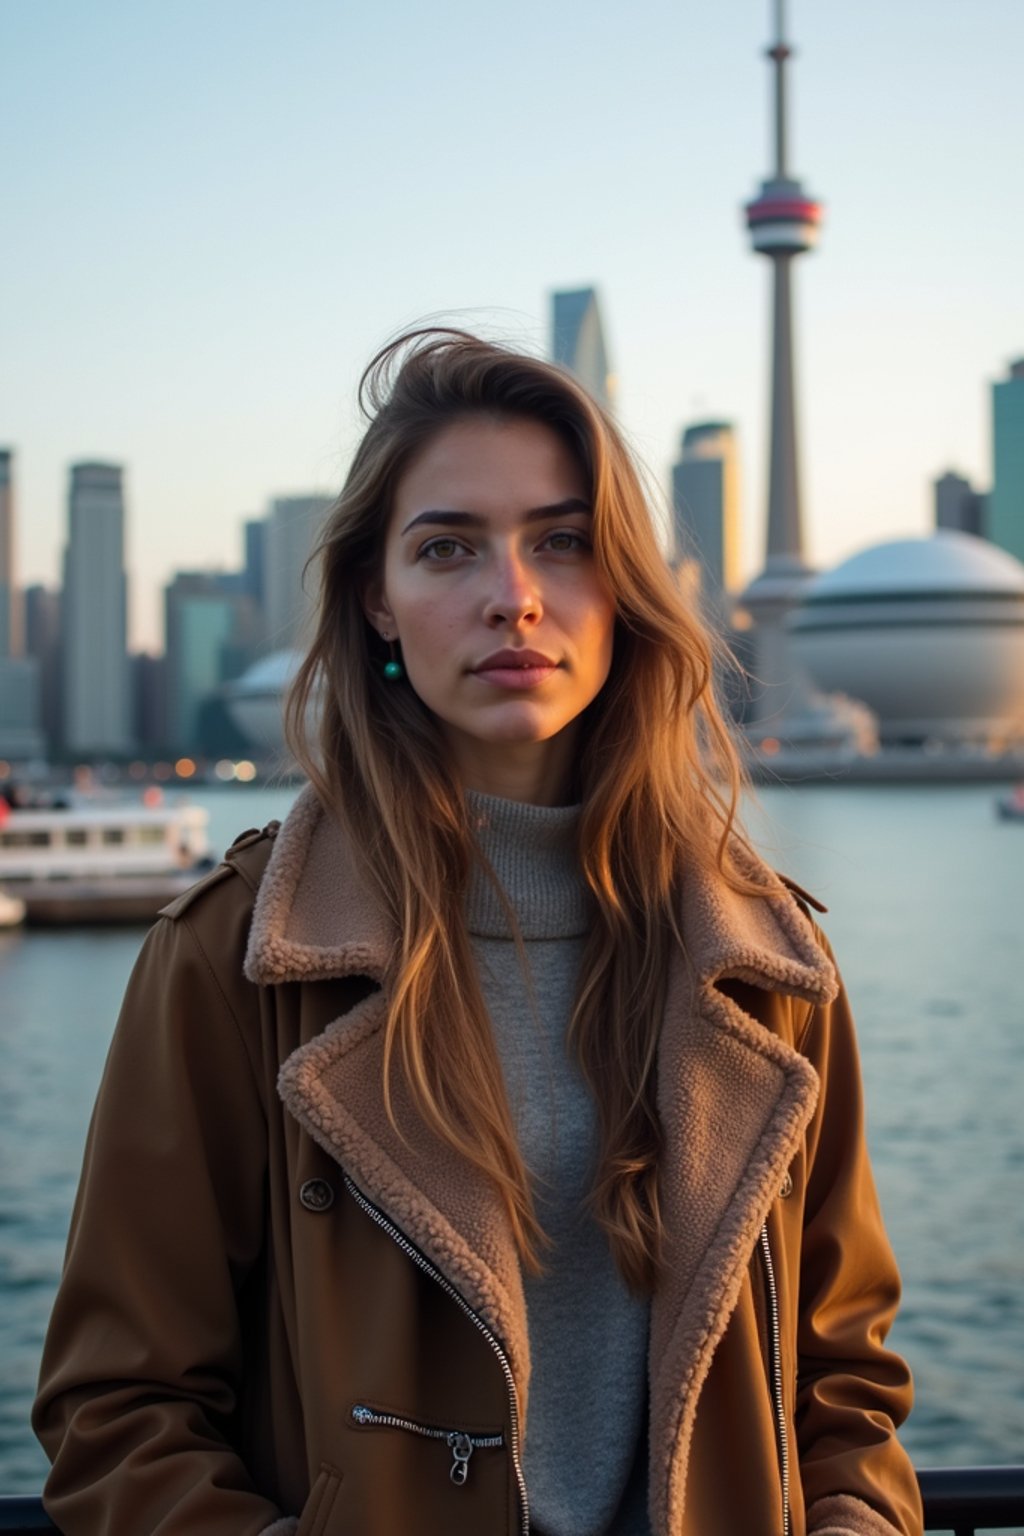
[[0, 793, 211, 926]]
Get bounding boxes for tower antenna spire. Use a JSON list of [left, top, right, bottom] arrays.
[[770, 0, 790, 178]]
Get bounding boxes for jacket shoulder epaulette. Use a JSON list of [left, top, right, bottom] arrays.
[[223, 821, 280, 893], [158, 821, 280, 920]]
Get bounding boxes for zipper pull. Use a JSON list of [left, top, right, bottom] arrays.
[[447, 1431, 473, 1485]]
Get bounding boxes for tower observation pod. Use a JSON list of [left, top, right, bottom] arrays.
[[745, 185, 823, 255]]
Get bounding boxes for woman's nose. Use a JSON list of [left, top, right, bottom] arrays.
[[482, 551, 542, 627]]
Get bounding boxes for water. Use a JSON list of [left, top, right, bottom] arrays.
[[1, 782, 1021, 1493], [746, 785, 1024, 1468]]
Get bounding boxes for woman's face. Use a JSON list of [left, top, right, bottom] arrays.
[[364, 414, 616, 804]]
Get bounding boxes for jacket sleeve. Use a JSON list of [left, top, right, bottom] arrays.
[[32, 903, 291, 1536], [794, 927, 924, 1536]]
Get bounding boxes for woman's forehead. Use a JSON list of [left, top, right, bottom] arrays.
[[393, 416, 588, 522]]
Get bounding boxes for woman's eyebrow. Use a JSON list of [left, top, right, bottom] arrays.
[[400, 497, 591, 536]]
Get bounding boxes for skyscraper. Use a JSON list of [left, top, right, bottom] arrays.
[[0, 449, 19, 659], [244, 518, 267, 608], [264, 495, 332, 653], [0, 657, 44, 759], [989, 359, 1024, 562], [164, 574, 238, 752], [737, 0, 823, 730], [164, 571, 260, 753], [934, 471, 985, 538], [62, 462, 132, 755], [0, 452, 42, 751], [24, 584, 62, 751], [550, 289, 614, 409], [671, 422, 741, 622]]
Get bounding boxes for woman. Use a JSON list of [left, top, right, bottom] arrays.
[[34, 330, 923, 1536]]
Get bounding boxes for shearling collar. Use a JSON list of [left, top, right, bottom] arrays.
[[244, 784, 392, 987], [248, 783, 839, 1535], [245, 782, 837, 1005]]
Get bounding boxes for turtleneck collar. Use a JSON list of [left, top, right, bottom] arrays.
[[464, 790, 591, 941]]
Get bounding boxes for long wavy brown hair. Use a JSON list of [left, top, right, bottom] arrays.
[[287, 327, 762, 1293]]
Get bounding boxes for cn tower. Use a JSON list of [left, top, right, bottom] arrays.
[[740, 0, 823, 730]]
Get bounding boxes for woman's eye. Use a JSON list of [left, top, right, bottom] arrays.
[[421, 537, 465, 561], [544, 530, 588, 553]]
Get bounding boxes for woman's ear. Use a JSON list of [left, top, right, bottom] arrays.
[[360, 577, 396, 639]]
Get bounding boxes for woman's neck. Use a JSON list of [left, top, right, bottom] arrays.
[[441, 723, 579, 806]]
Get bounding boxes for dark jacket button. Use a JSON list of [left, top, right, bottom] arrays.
[[299, 1178, 335, 1212]]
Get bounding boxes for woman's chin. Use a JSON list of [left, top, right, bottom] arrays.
[[453, 707, 573, 748], [436, 705, 582, 765]]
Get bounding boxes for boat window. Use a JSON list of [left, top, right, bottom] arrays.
[[1, 830, 51, 848], [138, 827, 166, 845], [101, 828, 125, 845], [66, 829, 88, 846]]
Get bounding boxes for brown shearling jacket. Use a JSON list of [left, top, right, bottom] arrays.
[[34, 786, 924, 1536]]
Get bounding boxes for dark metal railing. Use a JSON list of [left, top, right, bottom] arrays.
[[0, 1503, 52, 1534], [1, 1466, 1023, 1533], [918, 1466, 1024, 1534]]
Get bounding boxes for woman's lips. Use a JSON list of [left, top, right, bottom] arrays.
[[472, 664, 559, 689], [471, 650, 560, 689]]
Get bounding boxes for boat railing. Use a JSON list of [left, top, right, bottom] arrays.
[[1, 1466, 1023, 1533]]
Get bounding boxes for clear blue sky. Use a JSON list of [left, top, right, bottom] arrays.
[[4, 0, 1022, 650]]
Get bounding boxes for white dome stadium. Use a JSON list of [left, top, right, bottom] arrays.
[[804, 530, 1024, 599], [789, 532, 1024, 745], [224, 650, 302, 752]]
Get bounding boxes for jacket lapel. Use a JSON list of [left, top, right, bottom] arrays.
[[648, 852, 837, 1532], [246, 787, 838, 1516], [245, 786, 530, 1405]]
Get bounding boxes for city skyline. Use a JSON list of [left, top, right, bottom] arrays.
[[3, 0, 1022, 652]]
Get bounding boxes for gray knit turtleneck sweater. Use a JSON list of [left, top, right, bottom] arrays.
[[465, 791, 651, 1536]]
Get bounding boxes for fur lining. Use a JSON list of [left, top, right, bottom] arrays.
[[245, 784, 393, 985], [259, 1520, 299, 1535], [683, 842, 838, 1003], [245, 784, 837, 1005], [277, 988, 531, 1414], [648, 948, 820, 1531], [808, 1493, 907, 1536]]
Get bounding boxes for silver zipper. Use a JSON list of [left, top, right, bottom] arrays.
[[759, 1222, 791, 1536], [350, 1403, 503, 1485], [343, 1174, 529, 1534]]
